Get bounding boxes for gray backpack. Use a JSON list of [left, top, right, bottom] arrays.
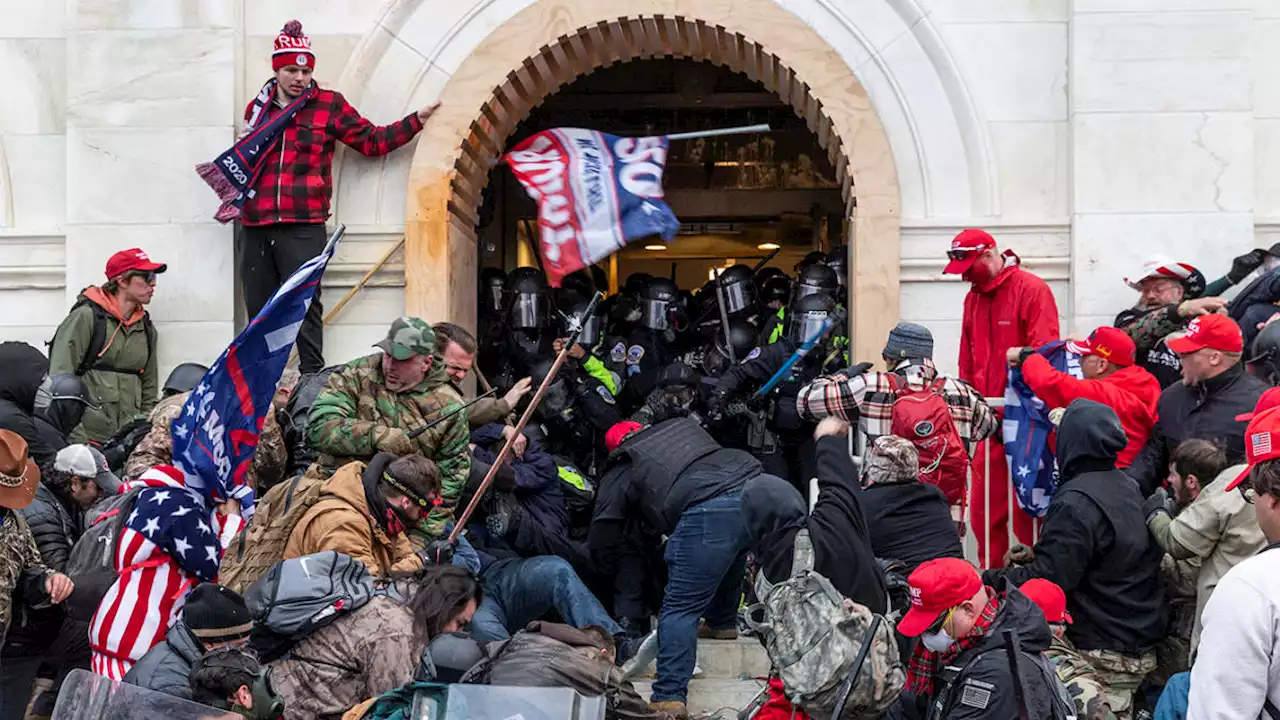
[[245, 551, 396, 663], [744, 530, 905, 719], [62, 489, 144, 622]]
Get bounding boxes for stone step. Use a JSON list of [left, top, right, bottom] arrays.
[[629, 637, 771, 680], [632, 677, 768, 718]]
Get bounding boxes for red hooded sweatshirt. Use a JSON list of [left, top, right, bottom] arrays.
[[1020, 354, 1161, 468]]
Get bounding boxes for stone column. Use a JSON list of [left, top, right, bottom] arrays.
[[65, 1, 240, 378], [1069, 1, 1254, 331]]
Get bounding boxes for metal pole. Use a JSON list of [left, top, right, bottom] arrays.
[[407, 388, 498, 439], [666, 123, 771, 141], [448, 291, 603, 542], [712, 267, 737, 363], [750, 246, 781, 274]]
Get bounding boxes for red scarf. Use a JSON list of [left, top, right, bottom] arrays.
[[904, 589, 1002, 697]]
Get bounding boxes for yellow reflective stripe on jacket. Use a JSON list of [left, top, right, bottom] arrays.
[[557, 466, 587, 491], [582, 355, 618, 395]]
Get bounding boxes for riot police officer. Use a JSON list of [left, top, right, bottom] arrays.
[[477, 266, 509, 382], [760, 262, 839, 346], [709, 291, 840, 488], [715, 264, 758, 322], [826, 244, 848, 307], [604, 272, 651, 338], [527, 356, 623, 477], [554, 298, 626, 398], [502, 267, 556, 385], [621, 277, 681, 410]]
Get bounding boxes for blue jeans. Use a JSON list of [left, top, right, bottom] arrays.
[[651, 490, 746, 703], [471, 556, 622, 642], [1154, 671, 1190, 720]]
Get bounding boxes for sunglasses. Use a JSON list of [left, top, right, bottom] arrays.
[[126, 270, 158, 284], [1239, 483, 1258, 505], [946, 247, 987, 262], [924, 607, 954, 635]]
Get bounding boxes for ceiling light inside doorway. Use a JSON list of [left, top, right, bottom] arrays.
[[757, 242, 780, 250], [645, 244, 667, 251]]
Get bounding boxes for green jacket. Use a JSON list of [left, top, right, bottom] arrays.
[[307, 353, 471, 537], [48, 289, 158, 443]]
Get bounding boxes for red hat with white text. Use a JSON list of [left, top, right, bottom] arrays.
[[942, 229, 997, 275], [273, 20, 315, 72]]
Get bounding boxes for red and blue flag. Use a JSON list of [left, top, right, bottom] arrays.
[[1002, 341, 1083, 517]]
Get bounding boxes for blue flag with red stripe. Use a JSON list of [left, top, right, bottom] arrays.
[[170, 229, 340, 508], [1002, 341, 1082, 517]]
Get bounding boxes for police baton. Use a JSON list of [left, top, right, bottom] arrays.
[[407, 388, 498, 439], [448, 291, 604, 543], [712, 267, 738, 363], [749, 245, 781, 274]]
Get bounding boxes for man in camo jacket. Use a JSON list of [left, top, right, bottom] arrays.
[[306, 317, 470, 538]]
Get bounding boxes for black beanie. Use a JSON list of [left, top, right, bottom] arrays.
[[184, 583, 253, 644]]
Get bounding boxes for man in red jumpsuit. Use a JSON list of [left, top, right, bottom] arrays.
[[943, 228, 1060, 568]]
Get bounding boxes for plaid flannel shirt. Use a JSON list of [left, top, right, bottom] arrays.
[[796, 357, 998, 457], [241, 87, 423, 226]]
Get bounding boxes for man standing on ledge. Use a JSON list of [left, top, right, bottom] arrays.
[[238, 20, 438, 373]]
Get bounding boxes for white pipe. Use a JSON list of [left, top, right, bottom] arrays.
[[666, 123, 771, 141]]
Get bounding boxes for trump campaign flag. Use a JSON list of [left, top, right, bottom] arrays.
[[1002, 341, 1082, 517], [505, 128, 681, 287], [170, 227, 342, 511]]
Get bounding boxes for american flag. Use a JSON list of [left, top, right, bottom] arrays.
[[1003, 341, 1083, 518], [89, 466, 244, 679], [1253, 431, 1272, 458]]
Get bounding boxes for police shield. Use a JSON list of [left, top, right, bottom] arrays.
[[410, 684, 607, 720], [53, 669, 241, 720]]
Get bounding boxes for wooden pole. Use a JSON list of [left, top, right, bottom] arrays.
[[324, 237, 405, 325]]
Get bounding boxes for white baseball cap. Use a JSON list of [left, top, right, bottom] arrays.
[[54, 444, 122, 493]]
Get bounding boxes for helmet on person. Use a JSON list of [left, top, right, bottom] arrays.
[[791, 263, 839, 306], [703, 319, 759, 376], [795, 250, 828, 273], [640, 277, 679, 331], [1250, 321, 1280, 385], [509, 267, 547, 330], [480, 267, 508, 315], [623, 272, 652, 298], [528, 358, 571, 421], [1124, 257, 1207, 300], [755, 266, 786, 290], [416, 632, 486, 684], [786, 292, 836, 345], [555, 270, 596, 312], [761, 275, 791, 307], [716, 264, 756, 316], [34, 373, 95, 437], [826, 245, 848, 289], [562, 299, 605, 349], [163, 363, 210, 396]]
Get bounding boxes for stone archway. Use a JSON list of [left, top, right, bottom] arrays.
[[404, 0, 901, 362]]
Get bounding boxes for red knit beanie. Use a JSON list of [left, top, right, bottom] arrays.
[[273, 20, 315, 71], [605, 421, 643, 453]]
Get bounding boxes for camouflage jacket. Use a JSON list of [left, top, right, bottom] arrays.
[[1046, 635, 1116, 720], [124, 392, 288, 490], [0, 510, 52, 648], [1118, 304, 1184, 354], [306, 354, 470, 537]]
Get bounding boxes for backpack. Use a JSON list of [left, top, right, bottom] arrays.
[[98, 417, 152, 476], [217, 473, 326, 594], [244, 550, 390, 663], [884, 374, 969, 507], [933, 634, 1077, 720], [62, 488, 144, 621], [280, 366, 339, 477], [744, 530, 905, 718], [49, 295, 156, 378]]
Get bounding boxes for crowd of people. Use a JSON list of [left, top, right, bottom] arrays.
[[5, 17, 1280, 720]]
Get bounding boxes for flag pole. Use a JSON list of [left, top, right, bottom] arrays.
[[447, 291, 604, 543], [487, 124, 772, 167]]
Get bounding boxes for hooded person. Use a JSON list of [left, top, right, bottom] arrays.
[[984, 399, 1163, 718], [858, 435, 963, 574], [0, 342, 59, 469], [741, 417, 887, 614], [32, 373, 96, 453]]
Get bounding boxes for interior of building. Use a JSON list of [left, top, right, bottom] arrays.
[[474, 58, 848, 296]]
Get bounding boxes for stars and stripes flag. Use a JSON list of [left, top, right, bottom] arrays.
[[504, 128, 681, 287], [170, 227, 342, 509], [1002, 341, 1083, 517]]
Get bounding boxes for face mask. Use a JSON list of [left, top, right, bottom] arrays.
[[920, 608, 955, 653], [233, 670, 285, 720]]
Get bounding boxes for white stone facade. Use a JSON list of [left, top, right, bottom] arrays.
[[0, 0, 1274, 378]]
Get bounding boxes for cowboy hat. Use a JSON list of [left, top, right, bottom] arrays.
[[0, 430, 40, 509]]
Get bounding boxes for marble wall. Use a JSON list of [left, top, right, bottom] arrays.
[[0, 0, 1274, 380]]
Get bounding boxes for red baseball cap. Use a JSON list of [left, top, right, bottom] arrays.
[[942, 229, 997, 275], [1066, 326, 1135, 367], [898, 558, 982, 637], [604, 421, 643, 453], [1237, 386, 1280, 422], [104, 248, 167, 280], [1019, 578, 1072, 625], [1166, 314, 1243, 355], [1227, 405, 1280, 491]]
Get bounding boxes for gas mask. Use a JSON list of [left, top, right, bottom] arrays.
[[234, 670, 285, 720]]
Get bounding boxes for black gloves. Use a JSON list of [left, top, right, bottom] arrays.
[[418, 538, 456, 566], [1143, 487, 1176, 523], [842, 361, 874, 377], [1229, 249, 1269, 284]]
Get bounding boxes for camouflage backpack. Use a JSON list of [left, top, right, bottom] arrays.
[[744, 529, 905, 718], [217, 473, 325, 594]]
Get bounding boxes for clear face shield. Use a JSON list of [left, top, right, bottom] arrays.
[[642, 299, 671, 331], [721, 280, 752, 315], [486, 285, 504, 313], [574, 313, 602, 348], [511, 294, 542, 329], [788, 310, 830, 345], [790, 281, 822, 307]]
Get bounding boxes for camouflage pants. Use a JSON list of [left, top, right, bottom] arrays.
[[1078, 648, 1157, 720]]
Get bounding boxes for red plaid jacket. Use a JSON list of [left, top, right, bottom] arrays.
[[240, 87, 423, 226], [796, 358, 998, 457]]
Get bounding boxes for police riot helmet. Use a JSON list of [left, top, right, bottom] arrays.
[[761, 276, 791, 307], [564, 299, 605, 349], [826, 245, 848, 289], [704, 319, 759, 376], [623, 272, 652, 297], [787, 292, 836, 345], [795, 250, 828, 273], [416, 632, 486, 684], [791, 263, 839, 306], [35, 373, 96, 436], [755, 266, 786, 288], [163, 363, 210, 396], [640, 277, 679, 331], [1250, 321, 1280, 385], [716, 264, 756, 316], [480, 267, 508, 315], [509, 267, 547, 330]]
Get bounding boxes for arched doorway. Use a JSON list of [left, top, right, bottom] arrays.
[[404, 1, 901, 362]]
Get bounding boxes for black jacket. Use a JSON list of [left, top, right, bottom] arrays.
[[123, 620, 204, 700], [742, 436, 887, 614], [863, 481, 963, 574], [922, 588, 1066, 720], [713, 340, 820, 434], [1125, 362, 1267, 495], [985, 400, 1164, 654], [0, 342, 57, 468], [33, 415, 70, 456]]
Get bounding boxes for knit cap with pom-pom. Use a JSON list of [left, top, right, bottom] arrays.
[[273, 19, 314, 70]]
